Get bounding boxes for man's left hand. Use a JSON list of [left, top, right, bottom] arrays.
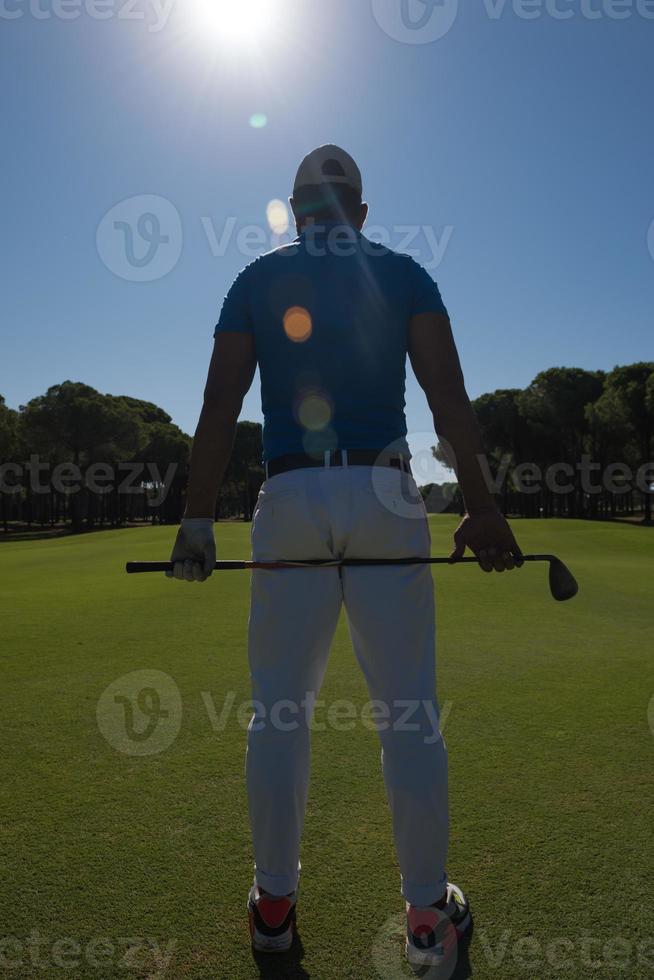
[[167, 518, 216, 582]]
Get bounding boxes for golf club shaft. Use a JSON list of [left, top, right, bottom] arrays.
[[125, 555, 556, 574]]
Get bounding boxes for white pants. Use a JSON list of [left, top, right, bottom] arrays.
[[246, 465, 449, 906]]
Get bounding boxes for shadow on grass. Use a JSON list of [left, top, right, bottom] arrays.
[[450, 918, 474, 979], [252, 930, 310, 979], [0, 525, 136, 543], [0, 522, 161, 543], [0, 528, 77, 542]]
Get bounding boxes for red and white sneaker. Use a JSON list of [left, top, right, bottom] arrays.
[[406, 882, 471, 969], [248, 883, 297, 953]]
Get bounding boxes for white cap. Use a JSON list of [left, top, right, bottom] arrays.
[[293, 144, 363, 197]]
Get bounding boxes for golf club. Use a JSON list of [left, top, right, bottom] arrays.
[[125, 554, 579, 602]]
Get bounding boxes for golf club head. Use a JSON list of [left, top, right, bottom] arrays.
[[548, 559, 579, 602]]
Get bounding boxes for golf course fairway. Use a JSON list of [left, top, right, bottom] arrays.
[[1, 517, 652, 979]]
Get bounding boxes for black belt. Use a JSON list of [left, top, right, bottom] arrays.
[[265, 450, 411, 480]]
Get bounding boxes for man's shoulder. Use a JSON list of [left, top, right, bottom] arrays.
[[234, 240, 302, 283], [261, 239, 304, 261], [232, 236, 427, 284], [359, 238, 429, 277]]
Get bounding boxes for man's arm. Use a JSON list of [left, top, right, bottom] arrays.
[[408, 312, 521, 573], [185, 333, 257, 517], [169, 332, 256, 582]]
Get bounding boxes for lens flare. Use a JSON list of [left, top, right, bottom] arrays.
[[267, 199, 289, 235], [303, 427, 338, 459], [298, 393, 332, 432], [283, 306, 312, 343], [249, 113, 268, 129]]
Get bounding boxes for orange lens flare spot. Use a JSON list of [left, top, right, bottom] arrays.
[[283, 306, 312, 343]]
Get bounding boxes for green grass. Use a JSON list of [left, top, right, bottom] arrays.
[[1, 519, 653, 979]]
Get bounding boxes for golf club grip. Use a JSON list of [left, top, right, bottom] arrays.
[[126, 561, 248, 573], [125, 555, 553, 574]]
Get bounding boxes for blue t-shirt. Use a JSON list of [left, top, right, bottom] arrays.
[[215, 224, 448, 462]]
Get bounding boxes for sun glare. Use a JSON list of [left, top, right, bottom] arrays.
[[191, 0, 275, 46]]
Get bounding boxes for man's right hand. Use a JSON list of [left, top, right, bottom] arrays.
[[167, 518, 216, 583], [450, 509, 522, 573]]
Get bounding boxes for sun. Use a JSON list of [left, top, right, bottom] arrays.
[[190, 0, 275, 46]]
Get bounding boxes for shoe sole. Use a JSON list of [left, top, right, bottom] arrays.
[[405, 914, 471, 968], [249, 908, 295, 954], [406, 890, 472, 968]]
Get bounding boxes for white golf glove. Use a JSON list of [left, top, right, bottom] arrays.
[[167, 518, 216, 583]]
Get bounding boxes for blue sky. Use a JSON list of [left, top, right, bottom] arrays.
[[2, 0, 653, 477]]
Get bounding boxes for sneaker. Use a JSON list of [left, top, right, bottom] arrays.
[[406, 882, 471, 969], [248, 883, 297, 953]]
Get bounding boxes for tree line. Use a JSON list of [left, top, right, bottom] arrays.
[[0, 382, 264, 534], [1, 362, 652, 535], [431, 362, 653, 523]]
